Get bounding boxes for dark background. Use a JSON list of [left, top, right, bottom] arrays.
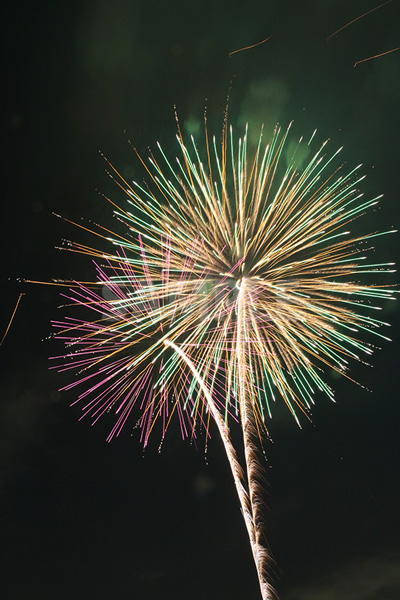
[[1, 1, 400, 599]]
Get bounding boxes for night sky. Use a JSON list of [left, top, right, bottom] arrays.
[[2, 1, 400, 599]]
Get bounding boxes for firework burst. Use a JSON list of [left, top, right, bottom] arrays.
[[52, 118, 396, 599]]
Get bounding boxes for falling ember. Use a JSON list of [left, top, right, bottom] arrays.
[[228, 35, 271, 57], [354, 46, 400, 67], [327, 0, 393, 42], [52, 117, 397, 599], [1, 293, 24, 346]]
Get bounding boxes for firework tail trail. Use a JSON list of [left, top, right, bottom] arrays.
[[164, 339, 273, 599], [236, 278, 272, 600]]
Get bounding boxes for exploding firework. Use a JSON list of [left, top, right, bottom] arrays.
[[52, 118, 396, 599]]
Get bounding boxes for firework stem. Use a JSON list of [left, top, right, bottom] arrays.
[[237, 278, 273, 599]]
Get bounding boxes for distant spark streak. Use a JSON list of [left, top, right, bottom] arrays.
[[229, 35, 271, 57], [354, 46, 400, 67], [327, 0, 392, 42], [1, 293, 24, 346]]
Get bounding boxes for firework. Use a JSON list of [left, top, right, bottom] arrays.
[[52, 118, 396, 599]]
